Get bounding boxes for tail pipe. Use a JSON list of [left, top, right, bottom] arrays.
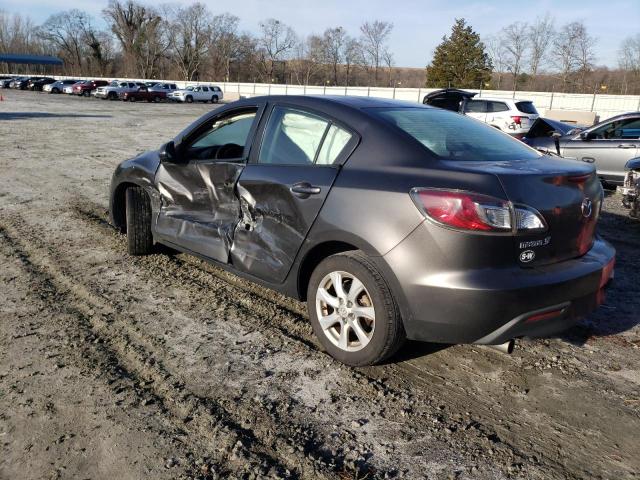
[[487, 339, 515, 354]]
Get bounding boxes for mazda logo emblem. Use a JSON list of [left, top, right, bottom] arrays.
[[581, 197, 593, 218]]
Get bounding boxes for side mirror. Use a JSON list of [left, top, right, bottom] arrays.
[[159, 141, 179, 163], [580, 131, 595, 141]]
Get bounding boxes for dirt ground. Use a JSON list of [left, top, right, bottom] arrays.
[[0, 89, 639, 480]]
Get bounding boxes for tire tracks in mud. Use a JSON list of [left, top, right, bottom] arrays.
[[78, 197, 640, 479], [0, 221, 344, 480], [66, 199, 584, 480]]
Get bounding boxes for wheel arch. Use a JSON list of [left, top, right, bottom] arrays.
[[296, 240, 361, 301], [111, 181, 156, 233]]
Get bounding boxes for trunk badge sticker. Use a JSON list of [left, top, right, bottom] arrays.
[[582, 197, 593, 218], [520, 250, 535, 263]]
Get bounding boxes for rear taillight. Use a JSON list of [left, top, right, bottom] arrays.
[[410, 188, 547, 234], [511, 116, 523, 126]]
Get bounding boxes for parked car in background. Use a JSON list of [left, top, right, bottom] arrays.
[[0, 76, 19, 88], [464, 98, 539, 137], [169, 85, 223, 103], [423, 89, 539, 137], [523, 112, 640, 186], [149, 82, 178, 96], [11, 77, 33, 89], [120, 86, 166, 102], [109, 95, 614, 366], [72, 79, 109, 96], [96, 80, 146, 100], [44, 79, 80, 94], [28, 77, 56, 91], [62, 81, 84, 94]]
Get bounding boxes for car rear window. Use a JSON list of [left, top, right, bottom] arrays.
[[372, 107, 541, 161], [515, 101, 538, 114]]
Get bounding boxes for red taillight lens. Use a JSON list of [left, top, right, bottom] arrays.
[[410, 189, 512, 232], [600, 258, 615, 289], [511, 116, 522, 125]]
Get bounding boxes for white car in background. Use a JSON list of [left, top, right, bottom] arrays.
[[63, 81, 85, 94], [464, 97, 539, 137], [169, 85, 223, 103], [44, 79, 79, 94]]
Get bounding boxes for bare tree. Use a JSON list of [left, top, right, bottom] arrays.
[[485, 34, 508, 89], [103, 0, 169, 78], [528, 13, 554, 88], [209, 13, 240, 81], [258, 18, 296, 82], [551, 22, 581, 91], [39, 10, 93, 74], [343, 37, 363, 87], [290, 35, 323, 85], [502, 22, 529, 91], [85, 29, 116, 76], [321, 27, 345, 85], [167, 3, 212, 81], [572, 21, 596, 91], [359, 20, 393, 86], [383, 48, 394, 86], [618, 34, 640, 94]]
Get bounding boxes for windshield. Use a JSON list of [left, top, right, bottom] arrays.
[[372, 107, 541, 161], [516, 101, 538, 114]]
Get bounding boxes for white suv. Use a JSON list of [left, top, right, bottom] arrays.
[[169, 85, 223, 103], [464, 98, 539, 137], [96, 81, 146, 100]]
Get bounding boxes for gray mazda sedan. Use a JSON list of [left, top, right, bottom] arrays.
[[109, 96, 615, 366]]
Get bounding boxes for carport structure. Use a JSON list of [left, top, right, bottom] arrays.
[[0, 53, 63, 75]]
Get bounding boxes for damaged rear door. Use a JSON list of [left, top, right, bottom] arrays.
[[231, 104, 358, 283], [154, 106, 262, 262]]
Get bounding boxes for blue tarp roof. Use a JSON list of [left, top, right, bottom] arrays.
[[0, 54, 63, 65]]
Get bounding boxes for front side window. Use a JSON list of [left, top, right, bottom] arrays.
[[373, 107, 541, 162], [259, 107, 330, 165], [187, 109, 258, 160], [590, 117, 640, 140]]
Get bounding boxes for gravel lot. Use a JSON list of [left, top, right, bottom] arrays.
[[0, 89, 639, 480]]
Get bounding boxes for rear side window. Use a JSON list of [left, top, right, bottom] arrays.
[[373, 107, 540, 162], [488, 101, 509, 113], [465, 100, 487, 113], [259, 107, 330, 165], [515, 101, 538, 114]]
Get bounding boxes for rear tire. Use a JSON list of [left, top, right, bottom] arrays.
[[125, 186, 153, 255], [307, 251, 406, 366], [211, 95, 218, 103]]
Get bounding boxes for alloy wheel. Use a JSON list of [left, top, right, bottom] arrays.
[[315, 271, 375, 352]]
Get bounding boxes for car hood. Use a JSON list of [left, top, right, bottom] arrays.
[[423, 88, 477, 112]]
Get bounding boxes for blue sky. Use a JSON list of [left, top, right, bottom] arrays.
[[1, 0, 638, 69]]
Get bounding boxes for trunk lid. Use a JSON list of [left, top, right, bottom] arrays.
[[453, 157, 601, 266]]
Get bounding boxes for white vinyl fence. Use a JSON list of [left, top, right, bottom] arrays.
[[26, 73, 640, 122]]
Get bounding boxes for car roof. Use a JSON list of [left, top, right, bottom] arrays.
[[239, 95, 431, 111]]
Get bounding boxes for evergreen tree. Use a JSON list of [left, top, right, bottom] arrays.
[[426, 18, 492, 88]]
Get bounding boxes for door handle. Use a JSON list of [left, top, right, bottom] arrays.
[[290, 182, 321, 197], [617, 144, 636, 149], [581, 157, 595, 163]]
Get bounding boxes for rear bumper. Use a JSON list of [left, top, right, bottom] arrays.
[[377, 227, 615, 345]]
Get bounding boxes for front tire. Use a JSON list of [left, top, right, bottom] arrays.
[[185, 95, 193, 103], [307, 251, 405, 366], [125, 186, 153, 255]]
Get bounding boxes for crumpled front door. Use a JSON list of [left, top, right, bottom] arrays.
[[154, 159, 244, 263]]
